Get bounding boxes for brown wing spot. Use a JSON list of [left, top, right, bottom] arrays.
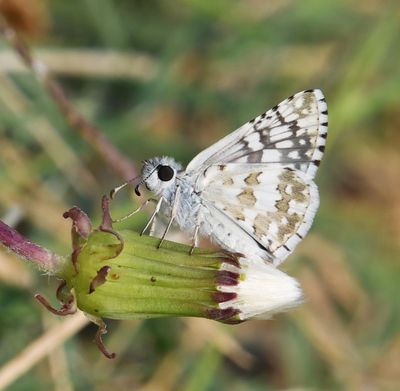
[[287, 213, 301, 229], [224, 205, 245, 221], [295, 92, 316, 118], [238, 187, 256, 207], [275, 199, 289, 213], [279, 170, 296, 182], [244, 172, 262, 185], [292, 180, 307, 202], [277, 170, 309, 209], [277, 213, 302, 242], [254, 213, 269, 237], [276, 174, 292, 212], [223, 177, 234, 186]]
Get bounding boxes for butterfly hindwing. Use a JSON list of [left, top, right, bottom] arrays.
[[197, 163, 319, 265]]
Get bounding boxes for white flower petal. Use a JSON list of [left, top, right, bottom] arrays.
[[219, 258, 303, 320]]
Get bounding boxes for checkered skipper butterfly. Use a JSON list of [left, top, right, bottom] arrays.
[[113, 90, 327, 266]]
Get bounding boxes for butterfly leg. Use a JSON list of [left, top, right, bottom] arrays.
[[157, 186, 181, 249], [141, 197, 164, 235], [112, 198, 157, 223], [189, 224, 200, 255], [148, 213, 158, 236]]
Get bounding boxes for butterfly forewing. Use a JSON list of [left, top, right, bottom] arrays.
[[187, 89, 327, 180]]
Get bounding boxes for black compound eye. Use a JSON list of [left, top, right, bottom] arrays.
[[157, 165, 174, 181]]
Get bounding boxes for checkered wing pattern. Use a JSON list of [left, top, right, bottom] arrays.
[[198, 164, 318, 265], [190, 90, 327, 265], [187, 89, 327, 179]]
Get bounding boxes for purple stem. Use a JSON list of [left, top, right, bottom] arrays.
[[0, 220, 62, 273]]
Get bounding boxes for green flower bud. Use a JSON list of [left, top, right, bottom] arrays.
[[59, 229, 244, 324], [34, 196, 302, 358]]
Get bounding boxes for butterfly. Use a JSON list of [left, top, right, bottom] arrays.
[[113, 89, 327, 266]]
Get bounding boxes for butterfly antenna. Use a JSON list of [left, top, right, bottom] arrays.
[[112, 164, 160, 199], [134, 183, 142, 197], [110, 175, 141, 199]]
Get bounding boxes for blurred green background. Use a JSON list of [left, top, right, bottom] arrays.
[[0, 0, 399, 390]]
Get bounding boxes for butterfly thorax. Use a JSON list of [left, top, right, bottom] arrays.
[[169, 173, 203, 233]]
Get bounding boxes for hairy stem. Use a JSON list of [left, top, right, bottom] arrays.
[[0, 220, 62, 274]]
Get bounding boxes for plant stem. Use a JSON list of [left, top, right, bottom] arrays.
[[0, 219, 62, 274]]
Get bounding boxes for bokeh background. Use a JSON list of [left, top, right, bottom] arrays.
[[0, 0, 399, 390]]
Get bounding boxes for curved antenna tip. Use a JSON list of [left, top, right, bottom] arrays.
[[110, 184, 126, 199], [134, 184, 141, 197]]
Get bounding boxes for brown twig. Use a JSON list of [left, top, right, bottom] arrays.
[[0, 48, 159, 80], [0, 312, 89, 390], [0, 16, 137, 181], [42, 314, 75, 391]]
